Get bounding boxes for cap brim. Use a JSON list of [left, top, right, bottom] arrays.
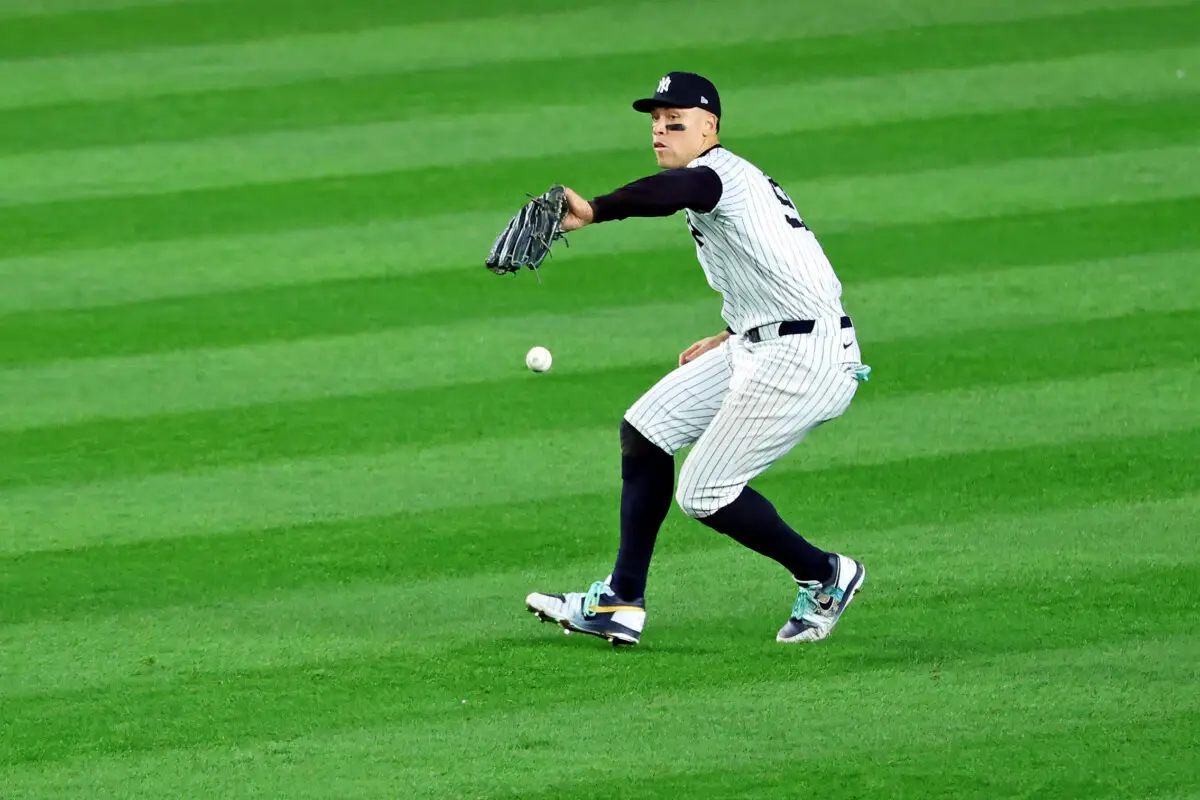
[[632, 97, 691, 112]]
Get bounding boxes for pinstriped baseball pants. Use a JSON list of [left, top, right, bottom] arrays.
[[624, 317, 864, 518]]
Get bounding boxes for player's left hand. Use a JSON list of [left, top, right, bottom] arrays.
[[679, 331, 730, 366], [484, 184, 571, 276], [560, 186, 595, 231]]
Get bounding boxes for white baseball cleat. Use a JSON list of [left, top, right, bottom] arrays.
[[776, 553, 866, 643], [526, 576, 645, 646]]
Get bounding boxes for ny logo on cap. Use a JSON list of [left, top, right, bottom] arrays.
[[657, 75, 671, 94]]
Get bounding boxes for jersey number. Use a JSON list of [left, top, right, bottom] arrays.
[[767, 176, 808, 231], [688, 219, 706, 247]]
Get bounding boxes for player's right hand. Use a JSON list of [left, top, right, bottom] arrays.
[[559, 186, 595, 232], [679, 331, 729, 366]]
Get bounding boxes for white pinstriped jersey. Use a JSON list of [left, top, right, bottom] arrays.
[[684, 146, 847, 335]]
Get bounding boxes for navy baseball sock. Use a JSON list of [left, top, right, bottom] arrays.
[[610, 420, 674, 602], [698, 487, 834, 583]]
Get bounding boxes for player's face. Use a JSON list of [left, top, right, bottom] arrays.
[[650, 106, 710, 168]]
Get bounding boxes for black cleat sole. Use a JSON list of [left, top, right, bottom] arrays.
[[526, 604, 638, 646]]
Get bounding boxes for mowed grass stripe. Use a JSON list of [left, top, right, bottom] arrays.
[[4, 5, 1197, 153], [0, 300, 712, 429], [6, 130, 1200, 262], [5, 55, 1200, 204], [0, 0, 1168, 109], [3, 639, 1193, 797], [802, 144, 1200, 227], [0, 365, 1193, 555], [0, 249, 1193, 395], [6, 86, 1197, 212], [827, 196, 1200, 283], [3, 624, 1192, 782], [5, 158, 1199, 268], [532, 718, 1192, 800], [0, 0, 606, 58], [4, 93, 1198, 314], [2, 493, 1194, 700], [4, 79, 1200, 205], [514, 682, 1197, 800], [2, 532, 1195, 751], [1, 496, 1194, 783], [0, 0, 1184, 62], [0, 0, 212, 21], [2, 308, 1195, 490], [3, 432, 1196, 631]]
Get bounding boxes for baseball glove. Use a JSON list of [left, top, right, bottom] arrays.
[[485, 184, 570, 279]]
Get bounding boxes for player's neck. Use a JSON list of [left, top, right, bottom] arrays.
[[692, 138, 722, 160]]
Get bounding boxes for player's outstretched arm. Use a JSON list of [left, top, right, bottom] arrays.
[[563, 168, 722, 232]]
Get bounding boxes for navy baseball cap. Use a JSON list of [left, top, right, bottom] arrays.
[[632, 71, 721, 119]]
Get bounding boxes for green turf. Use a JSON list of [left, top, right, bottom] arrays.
[[5, 5, 1198, 151], [1, 0, 1198, 797]]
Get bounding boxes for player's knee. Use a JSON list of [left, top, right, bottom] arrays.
[[675, 487, 699, 519], [620, 418, 670, 462], [675, 470, 714, 519], [621, 418, 674, 485], [676, 461, 740, 519], [675, 483, 715, 519]]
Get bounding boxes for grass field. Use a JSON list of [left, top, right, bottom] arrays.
[[2, 0, 1199, 797]]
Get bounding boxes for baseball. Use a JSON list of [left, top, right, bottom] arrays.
[[525, 346, 553, 373]]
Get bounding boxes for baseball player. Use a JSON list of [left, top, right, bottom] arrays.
[[525, 72, 871, 646]]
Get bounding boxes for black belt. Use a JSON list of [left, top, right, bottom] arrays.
[[741, 316, 852, 344]]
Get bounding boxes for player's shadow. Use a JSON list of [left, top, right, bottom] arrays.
[[495, 633, 718, 656]]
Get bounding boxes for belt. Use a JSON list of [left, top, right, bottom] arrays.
[[742, 316, 852, 344]]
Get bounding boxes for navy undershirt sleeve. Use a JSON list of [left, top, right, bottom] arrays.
[[589, 166, 723, 223]]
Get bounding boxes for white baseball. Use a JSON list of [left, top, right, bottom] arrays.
[[525, 346, 553, 373]]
